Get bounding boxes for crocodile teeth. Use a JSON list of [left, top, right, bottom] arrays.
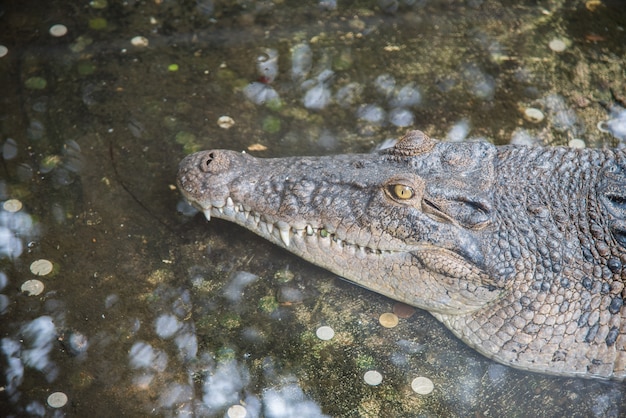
[[203, 208, 212, 221], [277, 222, 291, 247]]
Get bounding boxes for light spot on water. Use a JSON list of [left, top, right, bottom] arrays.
[[2, 138, 18, 159], [47, 391, 68, 408], [223, 271, 259, 303], [155, 314, 182, 339], [243, 82, 280, 105], [303, 84, 332, 110], [447, 119, 470, 142], [363, 370, 383, 386], [316, 326, 335, 340]]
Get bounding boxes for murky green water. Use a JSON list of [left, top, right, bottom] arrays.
[[1, 0, 625, 416]]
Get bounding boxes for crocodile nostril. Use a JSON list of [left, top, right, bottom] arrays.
[[199, 152, 215, 172]]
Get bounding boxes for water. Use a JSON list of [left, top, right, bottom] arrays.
[[1, 0, 625, 416]]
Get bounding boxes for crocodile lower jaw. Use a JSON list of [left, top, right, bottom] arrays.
[[195, 196, 397, 256]]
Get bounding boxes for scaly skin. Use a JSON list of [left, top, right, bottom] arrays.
[[177, 130, 626, 380]]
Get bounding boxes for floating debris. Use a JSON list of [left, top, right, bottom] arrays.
[[131, 36, 149, 47], [217, 116, 235, 129], [21, 279, 44, 296], [49, 24, 68, 37], [379, 312, 399, 328], [0, 45, 8, 58], [47, 392, 68, 408], [227, 404, 247, 418], [247, 143, 268, 152], [3, 199, 23, 213], [168, 64, 179, 72], [524, 107, 545, 123], [411, 376, 434, 395], [316, 326, 335, 341], [549, 38, 567, 52], [363, 370, 383, 386], [30, 259, 53, 276]]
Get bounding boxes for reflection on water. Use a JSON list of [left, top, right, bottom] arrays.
[[1, 0, 626, 416]]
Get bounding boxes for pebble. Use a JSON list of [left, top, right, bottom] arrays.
[[524, 107, 545, 123], [49, 24, 68, 37], [30, 259, 53, 276], [47, 392, 68, 408], [549, 38, 567, 52], [316, 325, 335, 341], [217, 116, 235, 129], [131, 36, 149, 47], [411, 376, 434, 395], [363, 370, 383, 386], [21, 279, 44, 296], [3, 199, 23, 213]]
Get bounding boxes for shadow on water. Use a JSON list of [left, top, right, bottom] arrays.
[[0, 0, 625, 416]]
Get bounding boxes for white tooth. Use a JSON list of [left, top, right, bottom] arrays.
[[267, 223, 274, 234], [203, 208, 211, 221], [217, 207, 224, 214], [279, 226, 291, 247], [306, 225, 313, 236], [226, 197, 234, 207]]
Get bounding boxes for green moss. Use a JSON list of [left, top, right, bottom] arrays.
[[258, 295, 279, 313], [89, 17, 108, 30], [24, 77, 47, 90], [219, 312, 241, 329], [262, 116, 281, 134]]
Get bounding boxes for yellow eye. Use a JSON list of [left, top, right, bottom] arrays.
[[391, 184, 414, 200]]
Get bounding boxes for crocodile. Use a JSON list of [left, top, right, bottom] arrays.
[[177, 130, 626, 380]]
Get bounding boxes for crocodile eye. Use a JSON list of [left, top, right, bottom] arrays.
[[390, 184, 414, 200]]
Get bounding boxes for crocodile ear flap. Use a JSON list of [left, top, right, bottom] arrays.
[[598, 163, 626, 247]]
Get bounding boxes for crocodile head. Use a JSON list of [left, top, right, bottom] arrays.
[[178, 131, 505, 315], [178, 130, 626, 380]]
